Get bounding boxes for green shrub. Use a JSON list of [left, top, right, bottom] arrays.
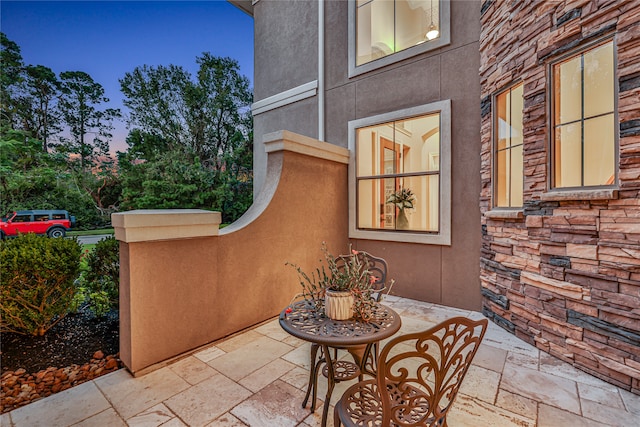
[[79, 236, 119, 316], [0, 233, 82, 336]]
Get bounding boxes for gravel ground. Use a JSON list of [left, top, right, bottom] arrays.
[[1, 307, 119, 373]]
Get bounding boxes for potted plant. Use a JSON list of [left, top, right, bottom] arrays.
[[287, 242, 386, 321], [386, 187, 416, 230]]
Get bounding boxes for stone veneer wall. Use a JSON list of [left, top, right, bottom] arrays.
[[479, 0, 640, 394]]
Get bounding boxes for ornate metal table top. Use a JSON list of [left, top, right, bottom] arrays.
[[279, 300, 402, 347]]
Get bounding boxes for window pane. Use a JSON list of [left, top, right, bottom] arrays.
[[555, 55, 582, 125], [396, 0, 435, 51], [356, 0, 394, 66], [356, 124, 388, 176], [356, 0, 440, 67], [555, 122, 582, 187], [496, 89, 510, 150], [511, 84, 524, 148], [496, 149, 509, 207], [357, 178, 383, 229], [584, 114, 615, 186], [402, 175, 439, 232], [584, 42, 614, 118], [510, 144, 523, 206], [397, 113, 440, 174]]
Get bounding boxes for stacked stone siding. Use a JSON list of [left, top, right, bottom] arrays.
[[479, 0, 640, 394]]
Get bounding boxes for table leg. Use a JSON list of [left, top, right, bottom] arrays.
[[303, 343, 320, 409], [320, 344, 335, 427]]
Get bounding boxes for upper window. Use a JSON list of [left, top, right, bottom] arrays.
[[494, 83, 524, 208], [349, 0, 450, 77], [552, 40, 616, 189], [349, 101, 451, 245]]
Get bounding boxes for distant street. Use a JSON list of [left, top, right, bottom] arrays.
[[74, 234, 113, 245]]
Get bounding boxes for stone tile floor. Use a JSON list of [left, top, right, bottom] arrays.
[[2, 296, 640, 427]]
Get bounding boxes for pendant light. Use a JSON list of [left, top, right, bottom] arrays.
[[426, 0, 439, 40]]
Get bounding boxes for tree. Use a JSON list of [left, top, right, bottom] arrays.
[[120, 54, 252, 165], [0, 32, 24, 129], [58, 71, 120, 171], [22, 65, 61, 152]]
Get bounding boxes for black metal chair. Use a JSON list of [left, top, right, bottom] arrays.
[[334, 316, 488, 426]]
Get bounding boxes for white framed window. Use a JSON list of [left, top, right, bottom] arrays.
[[551, 39, 616, 189], [349, 100, 451, 245], [348, 0, 451, 78], [494, 83, 524, 208]]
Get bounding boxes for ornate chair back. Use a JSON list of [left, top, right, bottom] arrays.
[[376, 316, 488, 426], [336, 251, 388, 302]]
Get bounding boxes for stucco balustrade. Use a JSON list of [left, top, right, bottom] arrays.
[[113, 130, 350, 375]]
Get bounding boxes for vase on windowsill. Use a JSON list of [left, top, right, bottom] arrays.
[[396, 209, 409, 230], [386, 187, 415, 231]]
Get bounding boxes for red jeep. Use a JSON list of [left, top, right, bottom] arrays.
[[0, 210, 76, 239]]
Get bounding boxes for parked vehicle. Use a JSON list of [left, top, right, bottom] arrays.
[[0, 210, 76, 239]]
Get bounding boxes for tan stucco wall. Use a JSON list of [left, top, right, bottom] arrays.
[[114, 132, 349, 374]]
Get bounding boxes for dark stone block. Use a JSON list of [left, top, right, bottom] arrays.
[[620, 72, 640, 93], [524, 200, 560, 216], [537, 24, 616, 63], [481, 257, 522, 279], [567, 310, 640, 348], [481, 287, 510, 309], [556, 8, 582, 27], [481, 95, 491, 118], [482, 224, 487, 235], [550, 256, 571, 268], [481, 0, 493, 16], [483, 307, 516, 332], [621, 120, 640, 138]]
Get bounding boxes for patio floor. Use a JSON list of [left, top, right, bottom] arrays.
[[2, 296, 639, 427]]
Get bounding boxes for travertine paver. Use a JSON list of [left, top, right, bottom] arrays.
[[537, 404, 603, 427], [501, 363, 581, 414], [207, 336, 293, 381], [230, 380, 309, 427], [164, 373, 252, 426], [94, 367, 190, 420], [126, 403, 175, 426], [168, 355, 219, 385], [447, 394, 535, 427], [74, 408, 127, 426], [4, 297, 640, 427], [206, 412, 247, 427], [9, 380, 110, 427], [238, 358, 297, 393]]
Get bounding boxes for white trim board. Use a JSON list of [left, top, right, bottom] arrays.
[[251, 80, 318, 116]]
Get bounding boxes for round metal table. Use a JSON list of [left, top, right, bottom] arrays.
[[279, 300, 401, 427]]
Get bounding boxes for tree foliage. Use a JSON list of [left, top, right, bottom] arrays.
[[120, 54, 254, 222], [58, 71, 120, 171]]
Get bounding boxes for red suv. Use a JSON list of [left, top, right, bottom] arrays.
[[0, 210, 76, 239]]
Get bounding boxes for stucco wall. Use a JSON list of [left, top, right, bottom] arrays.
[[251, 0, 483, 311], [115, 132, 349, 374], [479, 0, 640, 393], [324, 0, 483, 310]]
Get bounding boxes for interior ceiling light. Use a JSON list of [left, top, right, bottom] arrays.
[[426, 0, 439, 40]]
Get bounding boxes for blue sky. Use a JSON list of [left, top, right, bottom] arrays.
[[1, 0, 254, 152]]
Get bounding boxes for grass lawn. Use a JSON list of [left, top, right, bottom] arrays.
[[68, 228, 114, 237]]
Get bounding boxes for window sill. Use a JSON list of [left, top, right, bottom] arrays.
[[540, 189, 618, 202], [484, 209, 524, 220], [349, 228, 451, 246]]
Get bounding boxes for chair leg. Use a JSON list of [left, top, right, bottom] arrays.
[[333, 400, 342, 427]]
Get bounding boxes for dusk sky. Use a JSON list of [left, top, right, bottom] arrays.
[[1, 0, 254, 153]]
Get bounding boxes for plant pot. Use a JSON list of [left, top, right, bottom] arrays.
[[325, 289, 354, 320]]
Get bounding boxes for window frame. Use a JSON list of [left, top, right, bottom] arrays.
[[548, 37, 618, 191], [492, 82, 524, 209], [348, 100, 451, 245], [348, 0, 451, 78]]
